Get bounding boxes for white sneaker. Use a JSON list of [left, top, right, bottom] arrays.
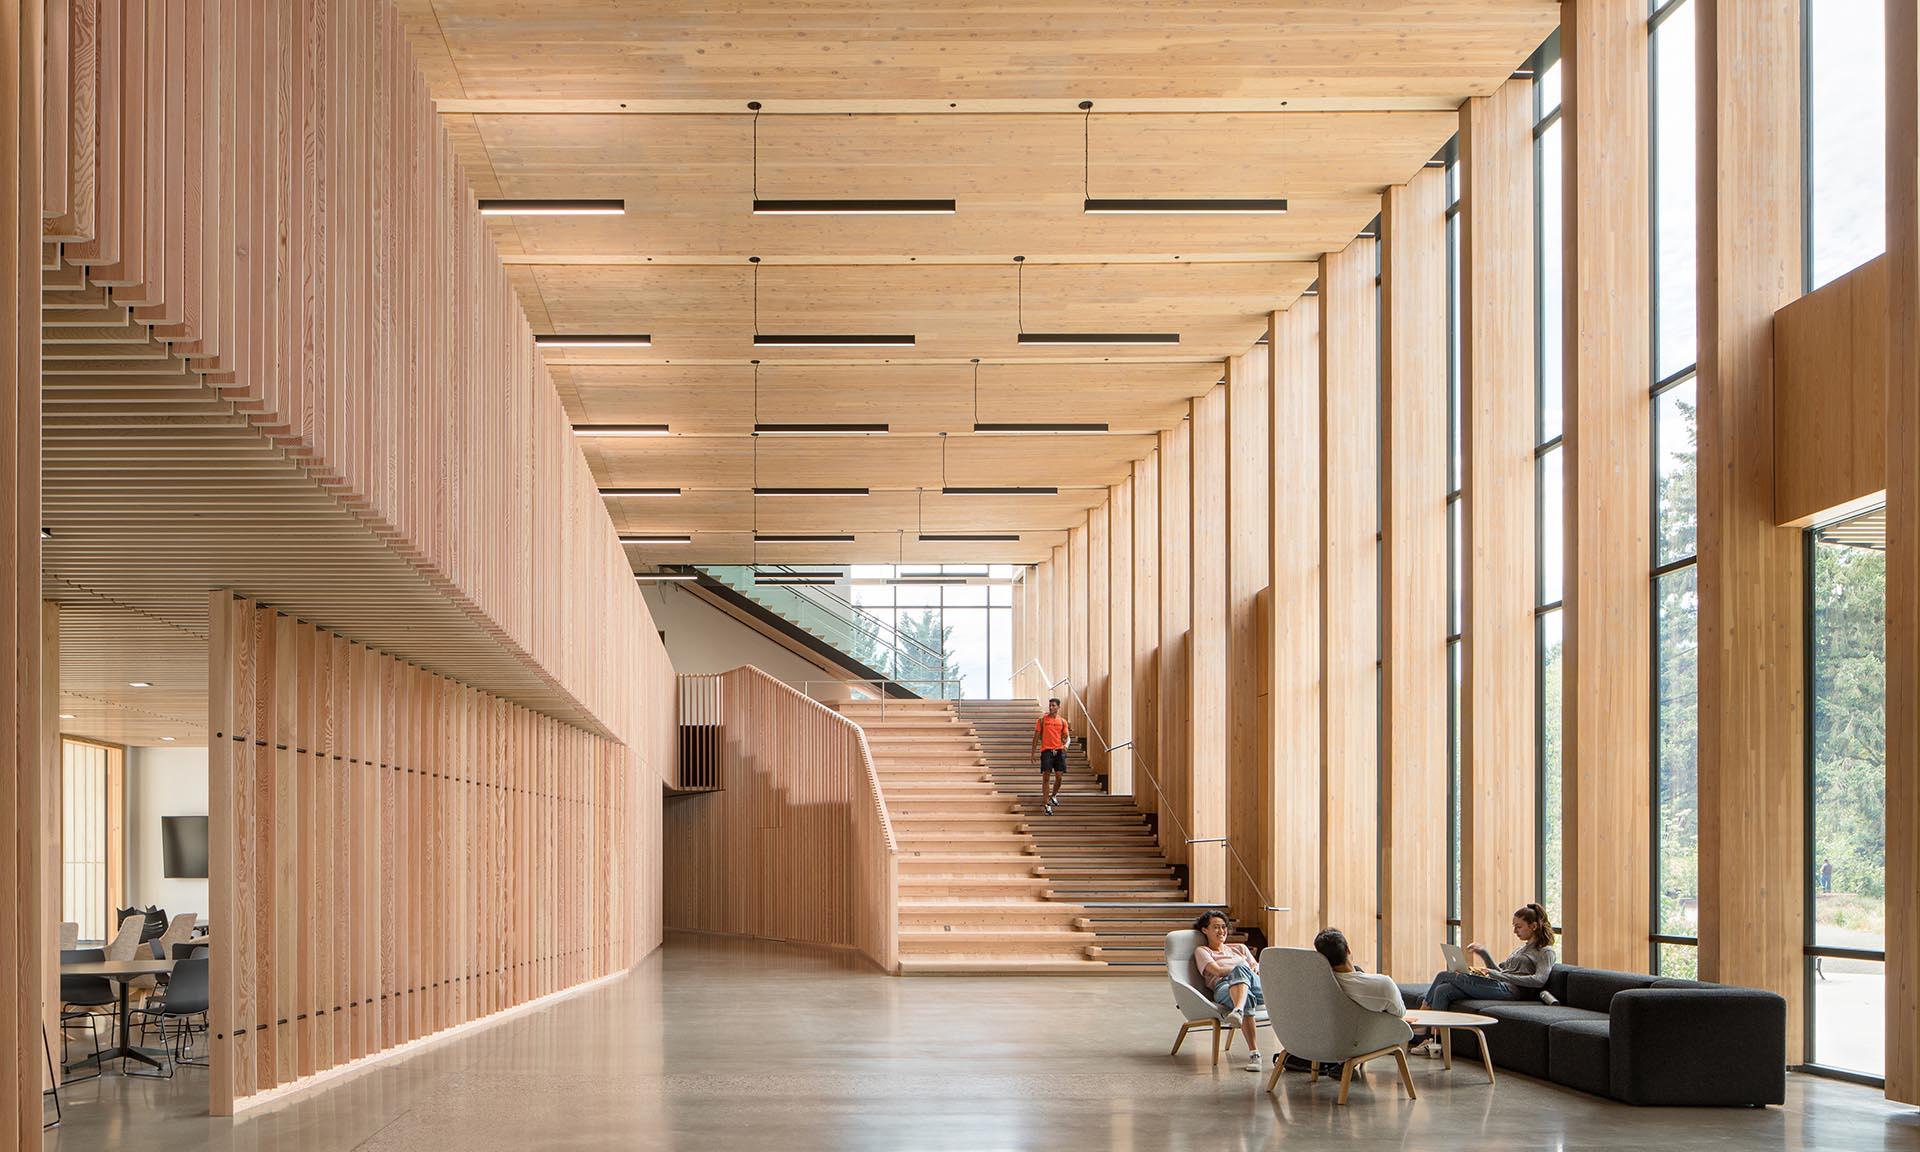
[[1222, 1010, 1243, 1030], [1244, 1051, 1262, 1071]]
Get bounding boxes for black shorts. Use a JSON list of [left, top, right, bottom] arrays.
[[1039, 748, 1067, 773]]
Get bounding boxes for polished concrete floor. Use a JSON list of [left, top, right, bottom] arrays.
[[44, 933, 1920, 1151]]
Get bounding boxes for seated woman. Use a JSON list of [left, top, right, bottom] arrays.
[[1412, 902, 1556, 1045], [1191, 910, 1265, 1071]]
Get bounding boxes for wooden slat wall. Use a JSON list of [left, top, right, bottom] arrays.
[[1087, 501, 1109, 777], [1380, 169, 1450, 979], [1131, 453, 1159, 824], [1460, 79, 1538, 949], [40, 0, 664, 749], [1069, 524, 1090, 739], [1695, 0, 1805, 1061], [1888, 0, 1920, 1106], [1226, 349, 1270, 937], [3, 0, 40, 1145], [1157, 422, 1192, 875], [206, 593, 663, 1116], [1050, 543, 1069, 705], [1319, 240, 1380, 963], [1563, 0, 1653, 971], [1187, 386, 1229, 904], [1107, 478, 1133, 796], [662, 666, 898, 971], [1773, 256, 1887, 527], [1269, 301, 1322, 948]]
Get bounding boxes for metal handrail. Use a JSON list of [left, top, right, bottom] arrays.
[[796, 678, 965, 714], [697, 565, 950, 683], [1012, 658, 1285, 914]]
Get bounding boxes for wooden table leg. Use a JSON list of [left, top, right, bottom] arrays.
[[1470, 1027, 1496, 1085], [1440, 1026, 1452, 1070]]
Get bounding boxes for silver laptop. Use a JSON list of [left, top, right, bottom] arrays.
[[1440, 942, 1471, 973]]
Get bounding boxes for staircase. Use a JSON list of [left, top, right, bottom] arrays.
[[955, 699, 1237, 972], [698, 567, 949, 697], [831, 697, 1106, 974]]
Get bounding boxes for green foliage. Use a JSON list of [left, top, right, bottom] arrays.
[[899, 608, 962, 699], [1811, 539, 1886, 926], [1654, 393, 1699, 938]]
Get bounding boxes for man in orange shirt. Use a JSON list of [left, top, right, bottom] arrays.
[[1030, 697, 1071, 815]]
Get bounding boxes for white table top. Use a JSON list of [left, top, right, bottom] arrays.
[[1405, 1009, 1497, 1027], [60, 959, 176, 978]]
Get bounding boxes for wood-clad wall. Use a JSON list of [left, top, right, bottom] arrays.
[[663, 667, 898, 971], [1108, 479, 1134, 796], [1188, 387, 1230, 904], [1460, 79, 1538, 948], [1050, 543, 1070, 704], [1381, 169, 1451, 978], [1563, 0, 1653, 971], [1069, 524, 1091, 737], [1158, 423, 1193, 875], [1226, 350, 1271, 936], [1883, 0, 1920, 1106], [1088, 502, 1110, 777], [207, 594, 664, 1115], [3, 0, 41, 1137], [1269, 301, 1322, 948], [1773, 257, 1887, 527], [41, 0, 664, 747], [1320, 241, 1380, 962], [1694, 0, 1805, 1061], [1131, 453, 1161, 823]]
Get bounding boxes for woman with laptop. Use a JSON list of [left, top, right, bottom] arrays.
[[1408, 902, 1557, 1047]]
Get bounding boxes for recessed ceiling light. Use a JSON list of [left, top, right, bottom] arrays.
[[753, 198, 955, 215], [40, 527, 51, 539], [620, 535, 693, 545], [574, 424, 669, 437], [160, 736, 177, 742], [478, 198, 627, 216], [537, 334, 652, 349], [58, 713, 75, 720], [128, 681, 152, 688], [1083, 198, 1288, 214]]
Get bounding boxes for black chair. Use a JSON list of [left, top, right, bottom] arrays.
[[58, 948, 113, 1082], [131, 957, 209, 1076]]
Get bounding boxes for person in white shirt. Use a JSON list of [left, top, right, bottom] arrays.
[[1313, 928, 1406, 1018]]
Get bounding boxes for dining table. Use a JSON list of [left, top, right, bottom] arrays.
[[58, 957, 176, 1073]]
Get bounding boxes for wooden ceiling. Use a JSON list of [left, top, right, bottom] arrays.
[[411, 2, 1557, 564]]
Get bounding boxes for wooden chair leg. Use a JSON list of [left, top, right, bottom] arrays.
[[1337, 1059, 1356, 1105], [1170, 1022, 1192, 1056], [1224, 1027, 1235, 1053], [1210, 1021, 1222, 1067], [1265, 1049, 1287, 1094], [1391, 1046, 1417, 1100], [1308, 1061, 1319, 1083]]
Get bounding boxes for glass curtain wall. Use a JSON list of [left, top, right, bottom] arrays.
[[848, 564, 1018, 698], [61, 737, 124, 941], [1804, 0, 1886, 289], [1444, 141, 1464, 944], [1533, 33, 1565, 918], [1649, 0, 1701, 977]]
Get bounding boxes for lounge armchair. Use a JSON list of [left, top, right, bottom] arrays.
[[1163, 929, 1266, 1067], [1258, 947, 1415, 1104]]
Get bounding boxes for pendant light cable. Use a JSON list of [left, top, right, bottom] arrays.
[[1081, 100, 1093, 200], [1014, 255, 1026, 335], [750, 256, 761, 333], [748, 101, 762, 200]]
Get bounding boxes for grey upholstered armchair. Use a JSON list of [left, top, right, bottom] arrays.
[[1163, 929, 1266, 1066], [1258, 946, 1416, 1104]]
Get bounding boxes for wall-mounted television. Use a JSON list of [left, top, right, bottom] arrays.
[[162, 815, 209, 879]]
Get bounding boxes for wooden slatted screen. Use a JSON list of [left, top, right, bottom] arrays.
[[663, 668, 898, 972], [206, 592, 662, 1115]]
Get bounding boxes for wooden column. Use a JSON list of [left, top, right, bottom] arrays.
[[1884, 0, 1920, 1105], [1132, 453, 1161, 821], [1461, 78, 1540, 950], [1694, 0, 1805, 1059], [1227, 350, 1272, 935], [1321, 242, 1381, 962], [1069, 524, 1091, 734], [1564, 0, 1654, 970], [1088, 502, 1111, 778], [1012, 568, 1027, 698], [1270, 302, 1323, 947], [1158, 423, 1193, 875], [1382, 168, 1452, 978], [1050, 543, 1069, 697], [1189, 387, 1230, 904], [1109, 480, 1135, 796], [39, 604, 58, 1095]]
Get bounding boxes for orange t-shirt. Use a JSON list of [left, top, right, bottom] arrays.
[[1035, 714, 1069, 751]]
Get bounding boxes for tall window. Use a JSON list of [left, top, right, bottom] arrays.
[[1444, 140, 1463, 944], [1650, 0, 1701, 978], [848, 564, 1017, 698], [1533, 32, 1565, 918], [62, 737, 125, 941], [1804, 0, 1886, 289], [1806, 508, 1887, 1081]]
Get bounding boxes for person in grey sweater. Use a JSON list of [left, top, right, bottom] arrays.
[[1413, 903, 1558, 1035]]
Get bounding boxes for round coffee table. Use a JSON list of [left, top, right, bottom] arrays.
[[1404, 1009, 1498, 1084]]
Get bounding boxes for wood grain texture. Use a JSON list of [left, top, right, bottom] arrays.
[[1050, 543, 1069, 704], [1562, 0, 1652, 971], [1069, 523, 1091, 739], [1773, 257, 1887, 527], [1884, 0, 1920, 1107], [1380, 168, 1450, 979], [664, 668, 898, 971], [1460, 79, 1538, 950], [1131, 452, 1160, 824], [1108, 478, 1134, 796], [1694, 0, 1805, 1061], [206, 593, 664, 1115], [1269, 301, 1322, 948], [1087, 500, 1110, 779], [1187, 387, 1229, 904], [1226, 349, 1270, 935], [1319, 241, 1379, 963], [1158, 422, 1192, 875]]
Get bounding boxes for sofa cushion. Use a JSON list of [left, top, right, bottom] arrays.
[[1543, 964, 1575, 1004], [1610, 988, 1788, 1106], [1547, 1019, 1613, 1098], [1565, 968, 1657, 1013], [1397, 981, 1429, 1011], [1469, 1002, 1606, 1079], [1650, 977, 1714, 990]]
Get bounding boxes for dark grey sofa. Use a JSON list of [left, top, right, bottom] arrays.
[[1397, 964, 1786, 1106]]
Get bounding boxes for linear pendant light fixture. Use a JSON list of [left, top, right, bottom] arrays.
[[754, 533, 856, 543], [537, 334, 652, 348], [479, 198, 626, 216], [1077, 101, 1286, 215], [747, 102, 955, 216], [919, 533, 1020, 542], [620, 535, 692, 545], [1011, 256, 1177, 346], [968, 357, 1110, 434], [942, 486, 1059, 495], [634, 571, 701, 583], [753, 487, 870, 496], [574, 424, 669, 437], [749, 256, 915, 348], [601, 487, 681, 496]]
